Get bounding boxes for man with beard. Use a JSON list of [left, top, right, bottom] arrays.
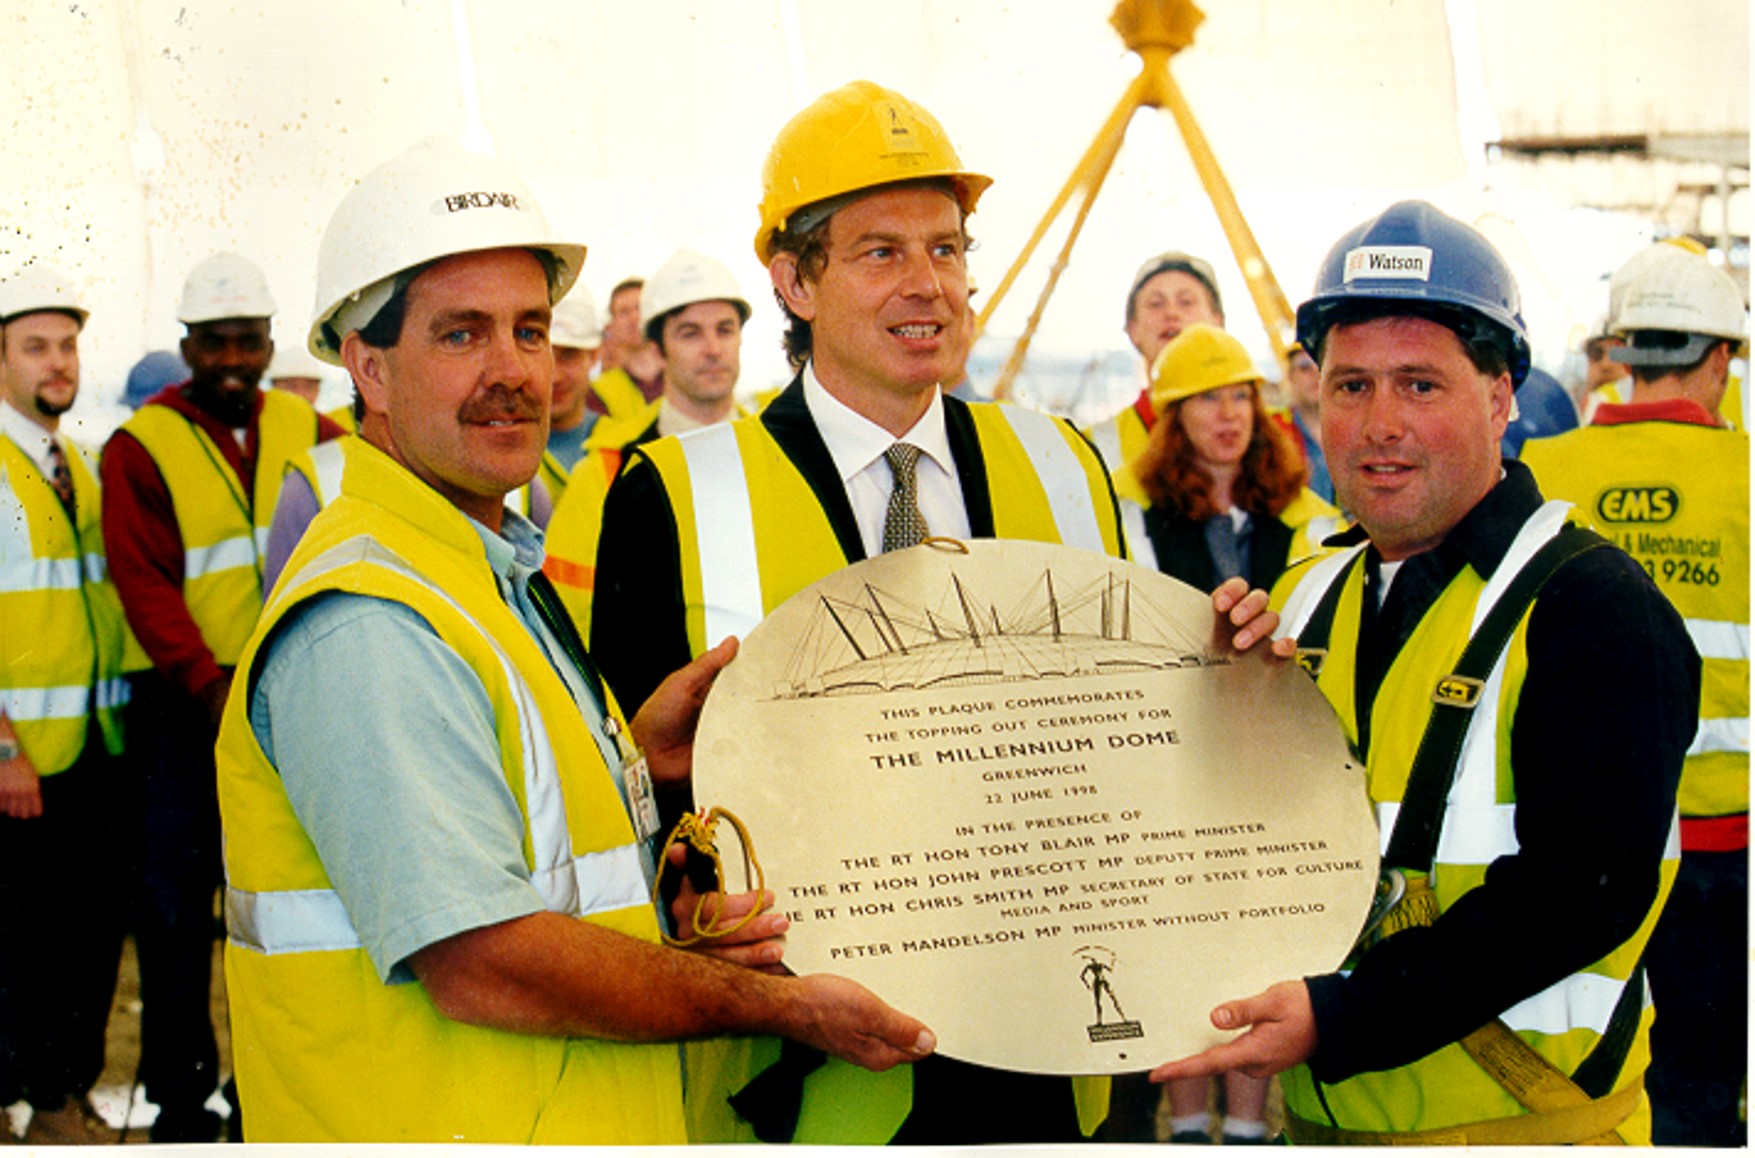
[[0, 264, 132, 1145], [101, 252, 344, 1142]]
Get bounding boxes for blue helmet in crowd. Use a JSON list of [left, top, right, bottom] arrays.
[[1295, 200, 1531, 388]]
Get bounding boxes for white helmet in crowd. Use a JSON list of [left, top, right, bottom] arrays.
[[1609, 241, 1747, 367], [551, 284, 603, 351], [309, 136, 586, 365], [178, 253, 275, 324], [640, 249, 750, 343], [0, 262, 87, 326]]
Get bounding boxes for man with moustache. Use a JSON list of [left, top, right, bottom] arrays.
[[0, 264, 132, 1145], [101, 252, 342, 1142], [1152, 202, 1697, 1145], [216, 138, 932, 1144]]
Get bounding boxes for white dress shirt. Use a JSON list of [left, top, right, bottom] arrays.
[[0, 398, 63, 478], [802, 364, 972, 558]]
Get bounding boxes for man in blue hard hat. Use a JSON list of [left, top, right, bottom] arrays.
[[1151, 201, 1698, 1145]]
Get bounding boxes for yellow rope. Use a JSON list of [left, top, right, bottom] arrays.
[[652, 807, 768, 948]]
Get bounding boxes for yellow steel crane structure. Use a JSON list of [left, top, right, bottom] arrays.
[[976, 0, 1298, 401]]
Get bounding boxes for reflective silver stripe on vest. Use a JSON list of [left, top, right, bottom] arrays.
[[1274, 544, 1367, 642], [2, 684, 94, 722], [1502, 969, 1636, 1037], [996, 407, 1105, 553], [227, 536, 650, 958], [1686, 617, 1749, 662], [1088, 417, 1124, 473], [0, 556, 82, 594], [1303, 515, 1341, 548], [677, 425, 763, 645], [1119, 498, 1157, 570], [1441, 500, 1573, 865], [1689, 716, 1750, 757], [94, 677, 131, 711], [310, 440, 347, 508], [183, 534, 259, 581]]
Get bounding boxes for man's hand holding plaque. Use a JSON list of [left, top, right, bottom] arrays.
[[689, 540, 1376, 1075]]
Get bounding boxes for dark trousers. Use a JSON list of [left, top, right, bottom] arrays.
[[123, 673, 222, 1114], [1647, 846, 1747, 1148], [0, 731, 127, 1109]]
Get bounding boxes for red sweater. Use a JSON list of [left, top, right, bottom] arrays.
[[101, 384, 345, 699]]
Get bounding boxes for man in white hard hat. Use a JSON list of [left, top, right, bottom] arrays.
[[267, 343, 326, 405], [540, 282, 604, 509], [214, 137, 932, 1145], [591, 81, 1280, 1147], [1522, 240, 1749, 1147], [0, 264, 131, 1145], [100, 250, 343, 1143], [544, 248, 750, 630]]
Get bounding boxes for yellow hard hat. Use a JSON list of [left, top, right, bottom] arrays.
[[755, 80, 992, 264], [1149, 323, 1260, 411]]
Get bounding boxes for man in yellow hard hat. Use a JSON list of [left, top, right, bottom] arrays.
[[591, 79, 1282, 1147], [1522, 240, 1748, 1147], [215, 137, 934, 1145]]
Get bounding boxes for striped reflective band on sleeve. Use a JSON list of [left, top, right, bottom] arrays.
[[2, 684, 96, 722], [994, 407, 1105, 553], [183, 534, 259, 581], [677, 426, 763, 646], [0, 556, 82, 594]]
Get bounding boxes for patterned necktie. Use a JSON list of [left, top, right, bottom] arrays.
[[45, 438, 75, 518], [881, 442, 929, 552]]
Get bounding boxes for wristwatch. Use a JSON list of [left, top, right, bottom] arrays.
[[0, 737, 19, 761]]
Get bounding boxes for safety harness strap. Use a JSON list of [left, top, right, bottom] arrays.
[[1289, 1077, 1641, 1147]]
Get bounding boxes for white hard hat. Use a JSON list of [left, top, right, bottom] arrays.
[[551, 284, 602, 350], [269, 343, 327, 381], [309, 136, 586, 365], [178, 252, 276, 324], [1609, 242, 1747, 367], [0, 262, 87, 326], [641, 249, 750, 343]]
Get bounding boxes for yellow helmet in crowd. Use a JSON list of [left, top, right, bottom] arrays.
[[1149, 323, 1260, 410], [755, 80, 991, 264]]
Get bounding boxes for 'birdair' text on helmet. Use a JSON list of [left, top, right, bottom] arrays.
[[309, 137, 586, 365], [755, 80, 991, 265], [1295, 200, 1531, 388]]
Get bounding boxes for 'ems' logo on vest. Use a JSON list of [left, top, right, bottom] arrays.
[[1595, 486, 1680, 524], [442, 191, 522, 214]]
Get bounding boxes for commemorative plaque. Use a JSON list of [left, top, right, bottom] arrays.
[[691, 539, 1377, 1074]]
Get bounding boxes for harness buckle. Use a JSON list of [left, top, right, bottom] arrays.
[[1295, 647, 1326, 677], [1432, 673, 1485, 708]]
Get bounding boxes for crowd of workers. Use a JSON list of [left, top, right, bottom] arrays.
[[0, 78, 1743, 1147]]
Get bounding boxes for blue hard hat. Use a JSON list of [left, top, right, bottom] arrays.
[[1295, 200, 1531, 387], [123, 349, 189, 409]]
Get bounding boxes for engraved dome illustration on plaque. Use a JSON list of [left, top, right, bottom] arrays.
[[693, 540, 1377, 1074]]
